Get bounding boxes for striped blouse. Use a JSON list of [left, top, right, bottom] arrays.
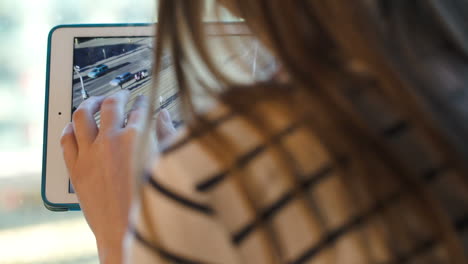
[[124, 90, 468, 264]]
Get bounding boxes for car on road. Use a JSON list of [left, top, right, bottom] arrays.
[[109, 72, 133, 87], [134, 69, 149, 81], [87, 64, 109, 78]]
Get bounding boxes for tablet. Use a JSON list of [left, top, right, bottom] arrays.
[[42, 23, 255, 211]]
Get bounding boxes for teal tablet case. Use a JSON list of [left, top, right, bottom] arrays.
[[42, 23, 152, 211]]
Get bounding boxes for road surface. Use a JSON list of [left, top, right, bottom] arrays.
[[71, 35, 271, 126]]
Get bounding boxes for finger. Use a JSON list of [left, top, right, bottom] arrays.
[[156, 109, 176, 142], [126, 94, 149, 129], [60, 122, 78, 170], [100, 90, 130, 133], [72, 96, 105, 147]]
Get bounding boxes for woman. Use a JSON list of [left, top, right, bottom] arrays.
[[60, 0, 468, 263]]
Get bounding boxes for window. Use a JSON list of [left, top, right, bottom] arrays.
[[0, 1, 155, 263]]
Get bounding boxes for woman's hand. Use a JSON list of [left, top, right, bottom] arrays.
[[60, 91, 150, 264], [60, 90, 177, 263]]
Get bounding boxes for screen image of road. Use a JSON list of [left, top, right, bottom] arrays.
[[70, 36, 179, 193], [69, 34, 273, 193], [72, 36, 182, 124]]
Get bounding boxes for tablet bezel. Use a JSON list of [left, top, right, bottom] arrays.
[[42, 23, 248, 211]]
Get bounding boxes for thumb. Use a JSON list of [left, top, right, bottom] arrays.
[[156, 109, 176, 143]]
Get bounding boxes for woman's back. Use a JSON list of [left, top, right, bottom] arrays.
[[61, 1, 468, 263], [128, 87, 468, 263], [128, 0, 468, 262]]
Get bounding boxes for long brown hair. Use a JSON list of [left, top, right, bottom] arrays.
[[140, 0, 468, 262]]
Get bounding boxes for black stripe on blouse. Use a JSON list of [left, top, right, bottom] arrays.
[[198, 118, 405, 194], [232, 190, 296, 244], [196, 170, 230, 192], [131, 227, 208, 264], [383, 212, 468, 264], [289, 190, 403, 264], [388, 239, 436, 264], [455, 213, 468, 231], [230, 165, 446, 262], [422, 165, 449, 182], [196, 144, 269, 192], [160, 112, 236, 155], [288, 166, 447, 264], [145, 172, 214, 215], [382, 120, 410, 138], [232, 162, 338, 244], [196, 122, 301, 192]]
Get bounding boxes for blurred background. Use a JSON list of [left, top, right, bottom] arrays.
[[0, 1, 157, 263], [0, 0, 244, 262], [0, 0, 243, 262]]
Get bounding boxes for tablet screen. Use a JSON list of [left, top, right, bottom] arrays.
[[68, 33, 273, 193], [70, 36, 169, 193], [72, 36, 168, 114]]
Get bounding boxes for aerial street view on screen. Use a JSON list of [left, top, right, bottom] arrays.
[[72, 36, 182, 125], [68, 34, 270, 193], [72, 35, 273, 128]]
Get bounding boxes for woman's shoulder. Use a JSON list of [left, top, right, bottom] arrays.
[[150, 96, 324, 188]]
